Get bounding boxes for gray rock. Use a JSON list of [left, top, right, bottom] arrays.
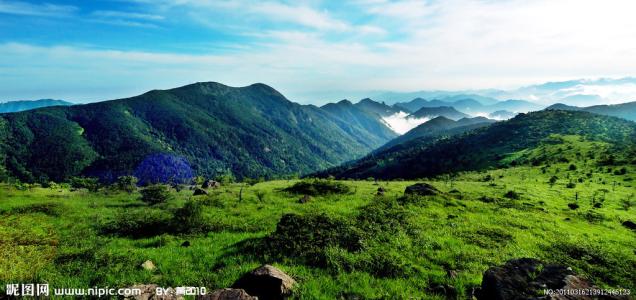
[[193, 188, 208, 196], [232, 264, 296, 300]]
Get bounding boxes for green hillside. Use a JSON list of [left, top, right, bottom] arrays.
[[0, 99, 73, 113], [0, 82, 396, 183], [321, 110, 636, 179], [320, 99, 397, 145], [546, 101, 636, 121]]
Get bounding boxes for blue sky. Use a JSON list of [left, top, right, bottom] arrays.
[[1, 0, 636, 104]]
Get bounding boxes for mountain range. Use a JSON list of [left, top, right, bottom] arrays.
[[317, 110, 636, 179], [0, 82, 396, 182], [545, 101, 636, 121], [0, 99, 73, 113]]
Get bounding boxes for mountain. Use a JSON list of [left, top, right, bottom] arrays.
[[0, 99, 72, 113], [394, 97, 542, 115], [0, 82, 397, 183], [354, 98, 406, 116], [318, 110, 636, 179], [320, 99, 397, 143], [373, 91, 501, 105], [376, 116, 495, 152], [545, 101, 636, 121], [408, 106, 470, 120]]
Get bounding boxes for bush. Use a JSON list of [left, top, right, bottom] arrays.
[[115, 175, 138, 193], [70, 177, 100, 192], [172, 200, 207, 233], [139, 184, 172, 205], [267, 213, 362, 266], [569, 164, 577, 171], [549, 176, 558, 186], [283, 179, 351, 196], [3, 202, 63, 216], [568, 203, 579, 210], [101, 209, 172, 237], [566, 182, 576, 188], [504, 190, 521, 200]]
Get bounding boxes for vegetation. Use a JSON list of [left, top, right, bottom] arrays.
[[1, 147, 634, 298], [0, 82, 396, 183]]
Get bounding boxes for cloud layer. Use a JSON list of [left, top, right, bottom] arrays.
[[1, 0, 636, 103]]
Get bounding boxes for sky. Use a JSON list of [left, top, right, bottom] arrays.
[[1, 0, 636, 104]]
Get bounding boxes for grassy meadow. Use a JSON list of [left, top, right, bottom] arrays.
[[1, 136, 635, 299]]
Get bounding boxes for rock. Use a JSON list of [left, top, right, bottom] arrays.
[[232, 264, 296, 300], [141, 260, 156, 271], [622, 220, 636, 230], [124, 284, 183, 300], [376, 187, 386, 196], [298, 194, 312, 204], [181, 241, 190, 247], [404, 183, 440, 196], [202, 180, 221, 189], [478, 258, 628, 300], [197, 288, 256, 300], [193, 188, 208, 196], [446, 269, 458, 279]]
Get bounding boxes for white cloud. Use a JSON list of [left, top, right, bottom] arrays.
[[382, 112, 429, 134], [92, 10, 164, 21], [0, 0, 77, 17]]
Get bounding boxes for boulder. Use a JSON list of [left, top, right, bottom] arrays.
[[298, 195, 312, 204], [404, 183, 440, 196], [141, 260, 156, 271], [196, 288, 255, 300], [232, 264, 296, 300], [622, 220, 636, 230], [193, 188, 208, 196], [124, 284, 182, 300], [478, 258, 628, 300], [202, 180, 221, 189]]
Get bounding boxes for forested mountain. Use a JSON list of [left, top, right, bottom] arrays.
[[546, 101, 636, 121], [375, 116, 495, 152], [0, 99, 72, 113], [408, 106, 470, 120], [0, 82, 397, 182], [353, 98, 405, 116], [318, 110, 636, 179], [320, 99, 397, 144]]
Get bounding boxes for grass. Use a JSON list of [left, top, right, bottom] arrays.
[[1, 136, 635, 298]]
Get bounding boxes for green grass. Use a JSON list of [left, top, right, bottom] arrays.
[[1, 145, 635, 298]]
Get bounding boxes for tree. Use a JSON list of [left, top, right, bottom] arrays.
[[115, 175, 138, 193], [134, 153, 194, 186]]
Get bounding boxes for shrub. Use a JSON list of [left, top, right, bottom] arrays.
[[504, 190, 521, 200], [267, 213, 362, 266], [4, 202, 63, 216], [172, 200, 207, 233], [566, 182, 576, 188], [115, 175, 138, 193], [569, 164, 577, 171], [283, 179, 350, 196], [70, 177, 100, 192], [101, 208, 172, 237], [568, 203, 579, 210], [614, 167, 627, 175], [548, 176, 558, 186], [139, 184, 172, 205]]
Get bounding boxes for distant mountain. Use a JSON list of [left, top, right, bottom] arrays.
[[0, 99, 72, 113], [354, 98, 406, 116], [376, 116, 495, 152], [545, 101, 636, 121], [373, 91, 501, 105], [321, 99, 397, 143], [318, 110, 636, 179], [0, 82, 397, 183], [408, 106, 470, 120], [394, 97, 542, 115]]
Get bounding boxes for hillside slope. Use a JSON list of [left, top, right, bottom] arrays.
[[320, 110, 636, 179], [0, 82, 396, 182], [0, 99, 73, 113], [546, 101, 636, 121]]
